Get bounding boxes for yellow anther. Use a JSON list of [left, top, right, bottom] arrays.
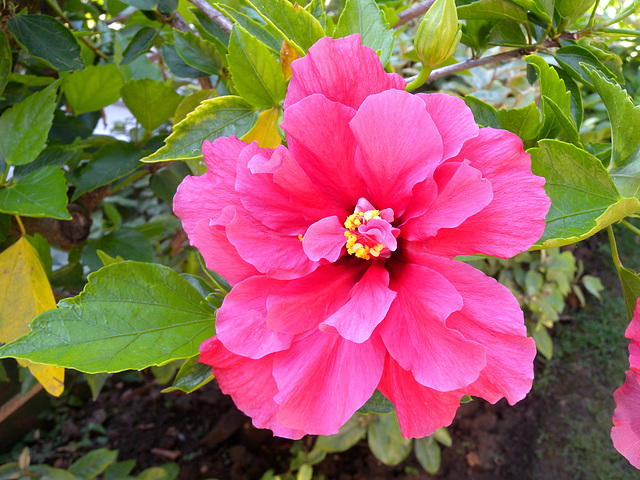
[[298, 234, 303, 242]]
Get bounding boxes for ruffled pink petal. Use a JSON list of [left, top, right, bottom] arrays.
[[379, 260, 486, 391], [302, 216, 347, 262], [273, 329, 385, 435], [421, 128, 550, 258], [401, 161, 493, 241], [237, 144, 346, 235], [265, 264, 364, 335], [378, 355, 463, 438], [358, 218, 399, 252], [321, 262, 396, 343], [282, 94, 365, 209], [284, 34, 406, 111], [216, 276, 294, 359], [191, 213, 259, 287], [173, 137, 247, 236], [226, 207, 318, 280], [612, 369, 640, 469], [417, 93, 479, 160], [411, 252, 536, 404], [350, 90, 444, 216], [200, 337, 305, 439]]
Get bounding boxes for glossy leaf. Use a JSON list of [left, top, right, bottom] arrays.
[[0, 238, 64, 396], [333, 0, 394, 66], [0, 166, 71, 219], [555, 0, 595, 24], [121, 27, 158, 66], [464, 96, 540, 141], [554, 45, 619, 86], [414, 436, 441, 474], [119, 0, 159, 10], [82, 228, 153, 272], [121, 78, 182, 132], [161, 44, 207, 79], [487, 21, 528, 47], [367, 413, 412, 466], [358, 389, 395, 414], [0, 261, 217, 373], [68, 448, 118, 480], [507, 0, 553, 23], [542, 95, 581, 147], [62, 64, 124, 115], [0, 30, 11, 96], [174, 30, 223, 76], [7, 15, 83, 72], [174, 89, 215, 124], [161, 355, 214, 394], [313, 415, 367, 453], [0, 81, 59, 166], [215, 4, 283, 54], [530, 140, 640, 248], [142, 96, 258, 162], [241, 108, 282, 148], [457, 0, 527, 23]]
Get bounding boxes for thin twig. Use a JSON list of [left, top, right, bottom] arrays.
[[0, 384, 43, 424], [394, 0, 435, 27], [187, 0, 233, 35]]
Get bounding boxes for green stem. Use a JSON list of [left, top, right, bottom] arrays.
[[607, 225, 622, 268], [196, 251, 228, 294], [405, 65, 433, 91], [0, 165, 9, 185], [587, 0, 598, 30], [621, 218, 640, 237]]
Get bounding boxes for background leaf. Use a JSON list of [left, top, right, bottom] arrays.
[[0, 30, 11, 96], [161, 356, 213, 394], [62, 64, 124, 115], [121, 78, 182, 132], [120, 27, 158, 66], [457, 0, 527, 23], [367, 413, 412, 466], [0, 166, 71, 219], [174, 30, 223, 76]]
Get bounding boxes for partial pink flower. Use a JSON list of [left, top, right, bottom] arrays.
[[612, 298, 640, 469], [173, 34, 551, 438]]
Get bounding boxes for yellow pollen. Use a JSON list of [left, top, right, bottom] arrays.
[[343, 210, 385, 261], [298, 234, 303, 242]]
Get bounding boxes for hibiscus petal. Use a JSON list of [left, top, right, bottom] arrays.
[[378, 355, 463, 438], [173, 137, 247, 236], [216, 276, 294, 359], [380, 260, 486, 391], [226, 207, 319, 280], [200, 337, 305, 439], [612, 369, 640, 469], [284, 34, 405, 111], [302, 216, 347, 262], [422, 128, 550, 258], [350, 89, 444, 215], [282, 94, 365, 209], [273, 329, 385, 435], [401, 161, 493, 240], [411, 252, 536, 404], [321, 262, 396, 343], [417, 93, 479, 160]]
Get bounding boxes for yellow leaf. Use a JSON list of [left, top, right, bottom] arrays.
[[241, 108, 282, 149], [0, 237, 65, 396], [280, 40, 300, 80]]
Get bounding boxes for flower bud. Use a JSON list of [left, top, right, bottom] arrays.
[[414, 0, 462, 70]]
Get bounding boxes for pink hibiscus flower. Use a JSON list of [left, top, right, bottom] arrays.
[[612, 298, 640, 468], [173, 34, 550, 439]]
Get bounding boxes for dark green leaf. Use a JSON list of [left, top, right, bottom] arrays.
[[457, 0, 528, 23], [121, 27, 158, 66], [367, 413, 412, 466], [542, 95, 581, 146], [506, 0, 553, 22], [215, 4, 283, 54], [0, 261, 217, 373], [161, 356, 214, 394], [119, 0, 159, 10], [313, 415, 367, 453], [228, 25, 287, 109], [358, 390, 395, 414], [68, 449, 118, 480], [161, 44, 208, 79], [174, 30, 223, 76], [143, 96, 258, 162], [333, 0, 394, 66], [0, 166, 70, 219], [618, 266, 640, 321], [487, 21, 528, 47], [414, 436, 441, 474], [554, 45, 618, 86], [104, 459, 136, 480], [192, 9, 230, 48], [62, 64, 124, 115], [0, 81, 59, 166], [557, 68, 583, 128], [306, 0, 327, 28], [121, 78, 182, 132], [464, 96, 541, 140], [7, 15, 83, 72], [70, 141, 143, 201], [0, 214, 9, 244], [82, 228, 153, 272], [0, 30, 11, 96], [555, 0, 595, 24], [14, 147, 80, 181]]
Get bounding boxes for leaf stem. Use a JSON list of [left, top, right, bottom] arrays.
[[620, 218, 640, 237], [14, 215, 26, 235], [607, 225, 622, 268]]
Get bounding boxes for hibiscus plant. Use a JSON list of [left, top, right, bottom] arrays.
[[1, 0, 640, 473]]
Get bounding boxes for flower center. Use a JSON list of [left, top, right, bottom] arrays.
[[343, 199, 400, 261]]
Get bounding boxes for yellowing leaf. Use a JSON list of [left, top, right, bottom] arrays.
[[241, 108, 282, 148], [0, 237, 64, 396], [280, 40, 300, 80]]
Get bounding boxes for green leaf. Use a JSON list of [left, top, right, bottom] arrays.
[[506, 0, 553, 22], [142, 96, 258, 162], [530, 140, 640, 248], [161, 44, 207, 79], [14, 146, 80, 181], [121, 27, 158, 66], [464, 96, 541, 141], [618, 266, 640, 321], [245, 0, 325, 55], [414, 436, 441, 474], [161, 355, 213, 394], [542, 95, 581, 146], [587, 68, 640, 169], [0, 30, 11, 96], [581, 274, 603, 301], [121, 78, 182, 132], [82, 228, 153, 272], [333, 0, 394, 66], [174, 30, 223, 76], [70, 141, 143, 200], [358, 389, 395, 414], [488, 21, 528, 47], [530, 326, 553, 359], [0, 166, 71, 219], [119, 0, 159, 10], [0, 261, 217, 373], [228, 26, 287, 109], [62, 64, 124, 115], [433, 427, 452, 447], [0, 81, 59, 166], [68, 449, 118, 480], [174, 89, 215, 124], [554, 45, 619, 86], [137, 464, 178, 480], [7, 15, 83, 72], [610, 156, 640, 199], [313, 415, 366, 453], [457, 0, 528, 23], [104, 459, 136, 480], [557, 68, 583, 128], [84, 372, 109, 400], [555, 0, 595, 24], [367, 413, 413, 466], [215, 4, 283, 54]]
